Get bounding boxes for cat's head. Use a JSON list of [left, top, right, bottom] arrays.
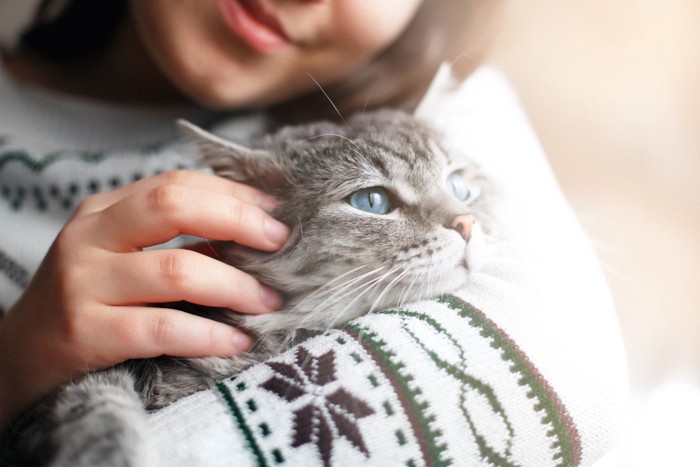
[[179, 110, 491, 335]]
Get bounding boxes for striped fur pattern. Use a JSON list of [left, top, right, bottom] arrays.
[[2, 110, 492, 466]]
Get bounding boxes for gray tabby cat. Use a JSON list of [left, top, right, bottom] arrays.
[[1, 109, 491, 466]]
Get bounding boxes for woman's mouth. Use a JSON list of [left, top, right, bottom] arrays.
[[217, 0, 291, 53]]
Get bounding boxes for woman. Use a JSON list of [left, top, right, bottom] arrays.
[[0, 0, 500, 433]]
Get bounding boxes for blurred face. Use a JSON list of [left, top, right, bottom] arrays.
[[130, 0, 423, 109]]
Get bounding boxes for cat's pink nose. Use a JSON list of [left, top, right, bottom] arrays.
[[450, 214, 476, 241]]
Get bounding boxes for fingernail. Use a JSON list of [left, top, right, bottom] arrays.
[[232, 331, 253, 353], [260, 284, 282, 310], [257, 194, 280, 212], [265, 218, 289, 246]]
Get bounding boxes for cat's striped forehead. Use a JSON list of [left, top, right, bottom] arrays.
[[391, 146, 456, 205], [357, 131, 453, 199], [267, 110, 462, 202], [359, 131, 453, 169]]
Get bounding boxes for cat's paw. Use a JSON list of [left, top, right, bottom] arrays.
[[48, 371, 154, 467]]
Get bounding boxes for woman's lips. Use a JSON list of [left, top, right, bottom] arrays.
[[217, 0, 291, 53]]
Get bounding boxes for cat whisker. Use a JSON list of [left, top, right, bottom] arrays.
[[425, 251, 440, 299], [313, 282, 389, 338], [290, 266, 382, 313], [287, 268, 389, 332], [345, 270, 397, 310], [368, 269, 410, 314], [349, 267, 404, 309], [304, 71, 347, 125], [304, 133, 364, 154], [200, 239, 222, 261], [428, 262, 442, 300], [343, 268, 408, 325], [412, 256, 434, 302], [399, 272, 419, 308], [275, 57, 347, 124], [397, 273, 419, 309], [417, 261, 431, 303], [295, 268, 372, 308], [362, 79, 381, 114], [402, 270, 425, 306], [308, 267, 401, 330], [315, 270, 395, 321], [311, 264, 370, 291]]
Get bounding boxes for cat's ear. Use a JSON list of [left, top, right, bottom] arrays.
[[177, 119, 287, 193], [413, 62, 460, 121]]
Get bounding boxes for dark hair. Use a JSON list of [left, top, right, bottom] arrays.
[[18, 0, 126, 61], [17, 0, 503, 119]]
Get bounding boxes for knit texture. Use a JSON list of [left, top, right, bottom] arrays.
[[150, 295, 580, 466], [0, 66, 629, 465]]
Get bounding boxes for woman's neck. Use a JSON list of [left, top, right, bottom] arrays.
[[2, 10, 186, 105]]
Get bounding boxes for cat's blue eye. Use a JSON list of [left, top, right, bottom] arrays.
[[447, 172, 470, 202], [348, 187, 391, 214]]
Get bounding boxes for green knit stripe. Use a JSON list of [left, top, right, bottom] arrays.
[[436, 295, 582, 467], [374, 308, 517, 466], [215, 381, 269, 467], [344, 325, 451, 467], [0, 149, 105, 172]]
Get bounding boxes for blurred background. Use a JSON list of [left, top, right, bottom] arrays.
[[2, 0, 699, 464], [490, 1, 700, 464]]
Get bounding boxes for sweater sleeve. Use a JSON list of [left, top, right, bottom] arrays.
[[146, 68, 629, 466]]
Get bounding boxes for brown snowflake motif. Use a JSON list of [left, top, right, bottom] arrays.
[[260, 347, 375, 467]]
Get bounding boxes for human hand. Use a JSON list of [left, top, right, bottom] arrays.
[[0, 170, 289, 429]]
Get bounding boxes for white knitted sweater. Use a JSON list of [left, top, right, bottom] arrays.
[[0, 66, 628, 466]]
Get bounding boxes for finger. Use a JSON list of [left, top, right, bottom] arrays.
[[101, 306, 254, 360], [90, 184, 289, 251], [73, 170, 278, 217], [101, 249, 282, 314]]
